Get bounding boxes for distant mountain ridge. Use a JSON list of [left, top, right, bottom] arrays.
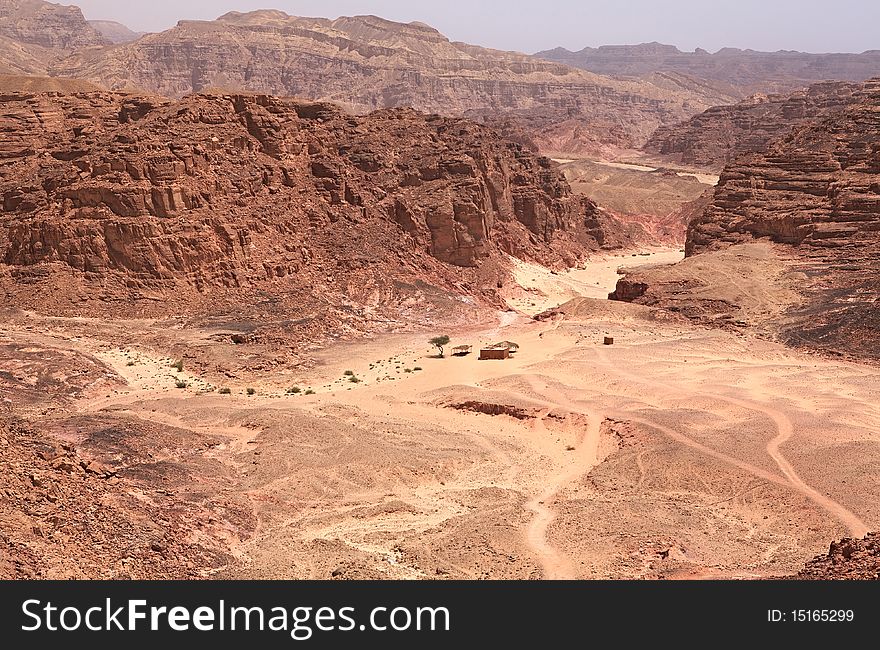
[[0, 2, 742, 154], [0, 0, 106, 49], [87, 20, 143, 44], [537, 42, 880, 94]]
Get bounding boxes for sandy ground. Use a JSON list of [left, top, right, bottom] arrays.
[[507, 249, 685, 315], [555, 158, 720, 187], [4, 251, 879, 579]]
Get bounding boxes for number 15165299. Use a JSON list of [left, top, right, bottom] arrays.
[[768, 609, 854, 622]]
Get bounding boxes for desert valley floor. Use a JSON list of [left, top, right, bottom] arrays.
[[4, 248, 878, 579]]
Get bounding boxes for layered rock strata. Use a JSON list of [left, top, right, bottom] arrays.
[[0, 91, 629, 332]]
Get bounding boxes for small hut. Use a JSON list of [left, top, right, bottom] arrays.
[[452, 345, 472, 356], [479, 346, 510, 360]]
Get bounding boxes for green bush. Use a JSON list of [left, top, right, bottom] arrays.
[[287, 386, 302, 394], [219, 387, 231, 395]]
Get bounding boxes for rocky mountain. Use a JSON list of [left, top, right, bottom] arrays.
[[612, 79, 880, 361], [0, 0, 105, 49], [0, 0, 106, 74], [556, 159, 711, 243], [643, 81, 866, 170], [537, 43, 880, 95], [0, 90, 631, 338], [87, 20, 143, 44], [40, 10, 739, 155]]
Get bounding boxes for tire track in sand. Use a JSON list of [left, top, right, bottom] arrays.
[[717, 395, 869, 538], [594, 348, 869, 538], [521, 375, 603, 579]]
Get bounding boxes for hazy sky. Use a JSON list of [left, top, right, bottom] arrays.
[[73, 0, 879, 54]]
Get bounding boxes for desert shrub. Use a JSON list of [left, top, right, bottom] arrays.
[[171, 360, 183, 372], [175, 380, 188, 389], [413, 366, 422, 371], [343, 370, 354, 376], [304, 389, 315, 395], [287, 386, 302, 394], [348, 376, 361, 383], [219, 387, 232, 395], [246, 387, 256, 395]]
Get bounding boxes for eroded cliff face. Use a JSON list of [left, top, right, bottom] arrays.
[[687, 79, 880, 255], [0, 0, 107, 76], [0, 0, 106, 50], [45, 11, 735, 154], [643, 81, 866, 170], [614, 79, 880, 361], [0, 91, 627, 332]]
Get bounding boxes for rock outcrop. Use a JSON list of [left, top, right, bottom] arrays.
[[0, 412, 251, 579], [0, 91, 629, 334], [537, 43, 880, 95], [791, 533, 880, 580], [44, 10, 738, 154], [613, 79, 880, 361], [643, 81, 866, 170]]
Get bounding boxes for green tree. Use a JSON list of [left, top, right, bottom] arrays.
[[430, 335, 451, 357]]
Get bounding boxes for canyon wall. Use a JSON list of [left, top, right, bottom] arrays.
[[0, 91, 630, 330], [643, 81, 866, 170], [0, 0, 105, 50], [43, 11, 738, 153], [613, 79, 880, 361]]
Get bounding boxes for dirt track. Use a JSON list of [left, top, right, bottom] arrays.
[[3, 249, 879, 579]]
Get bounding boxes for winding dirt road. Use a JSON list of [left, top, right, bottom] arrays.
[[7, 247, 876, 579], [594, 347, 870, 538]]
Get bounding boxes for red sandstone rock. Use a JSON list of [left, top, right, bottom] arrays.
[[792, 533, 880, 580], [613, 79, 880, 361], [644, 81, 867, 170], [0, 90, 632, 335]]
